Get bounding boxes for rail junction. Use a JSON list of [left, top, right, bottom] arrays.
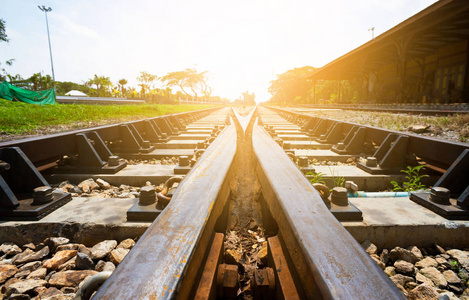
[[0, 106, 468, 299]]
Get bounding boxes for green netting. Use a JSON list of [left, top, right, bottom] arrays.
[[0, 81, 56, 105]]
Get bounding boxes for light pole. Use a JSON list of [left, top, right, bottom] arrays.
[[38, 5, 55, 91]]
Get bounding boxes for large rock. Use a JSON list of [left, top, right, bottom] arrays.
[[7, 278, 47, 294], [384, 266, 396, 277], [96, 178, 111, 190], [90, 240, 117, 260], [43, 250, 77, 270], [117, 239, 135, 250], [0, 264, 18, 283], [57, 257, 76, 272], [443, 270, 461, 285], [95, 261, 115, 272], [35, 287, 63, 299], [15, 261, 43, 278], [390, 274, 414, 287], [48, 270, 97, 287], [109, 248, 129, 266], [415, 257, 438, 269], [394, 260, 414, 275], [75, 253, 95, 270], [0, 243, 22, 256], [12, 247, 49, 265], [447, 249, 469, 269], [27, 267, 47, 280], [45, 238, 70, 252], [408, 125, 430, 134], [407, 246, 423, 260], [370, 254, 385, 270], [389, 247, 420, 264], [407, 283, 439, 300], [78, 179, 99, 193], [361, 240, 377, 255], [420, 267, 447, 288], [416, 272, 434, 287]]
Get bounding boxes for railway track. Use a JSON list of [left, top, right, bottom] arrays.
[[0, 105, 468, 299], [298, 103, 469, 115]]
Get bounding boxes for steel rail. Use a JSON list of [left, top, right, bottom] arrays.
[[0, 107, 220, 168], [93, 117, 237, 299], [252, 118, 405, 299], [267, 106, 469, 170]]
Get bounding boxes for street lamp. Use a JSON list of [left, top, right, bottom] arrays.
[[38, 5, 55, 90]]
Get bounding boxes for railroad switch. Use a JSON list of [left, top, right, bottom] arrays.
[[0, 147, 71, 220], [411, 149, 469, 220]]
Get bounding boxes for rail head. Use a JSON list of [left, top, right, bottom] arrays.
[[93, 121, 237, 299], [252, 120, 405, 299]]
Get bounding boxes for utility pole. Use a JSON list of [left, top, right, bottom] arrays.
[[38, 5, 56, 91], [368, 27, 375, 39]]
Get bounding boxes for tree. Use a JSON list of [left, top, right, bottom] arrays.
[[0, 19, 8, 43], [161, 68, 212, 101], [118, 78, 128, 97], [137, 72, 157, 98], [241, 91, 256, 105], [86, 75, 112, 97], [0, 19, 13, 81], [268, 66, 317, 105]]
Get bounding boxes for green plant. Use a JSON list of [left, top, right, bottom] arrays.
[[329, 167, 345, 189], [390, 165, 428, 192], [306, 171, 326, 185]]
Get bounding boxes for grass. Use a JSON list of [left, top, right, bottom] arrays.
[[0, 99, 215, 139]]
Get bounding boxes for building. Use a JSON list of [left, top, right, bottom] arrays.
[[307, 0, 469, 104]]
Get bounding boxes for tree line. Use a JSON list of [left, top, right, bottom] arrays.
[[267, 66, 368, 106], [1, 19, 229, 104]]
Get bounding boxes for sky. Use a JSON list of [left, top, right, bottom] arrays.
[[1, 0, 438, 102]]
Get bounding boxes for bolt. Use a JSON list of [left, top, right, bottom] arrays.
[[108, 156, 120, 167], [331, 187, 349, 206], [298, 157, 308, 167], [139, 186, 156, 205], [365, 157, 378, 167], [33, 186, 54, 205], [429, 187, 451, 205], [0, 160, 10, 172], [179, 156, 190, 167]]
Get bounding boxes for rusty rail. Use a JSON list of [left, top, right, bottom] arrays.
[[93, 117, 237, 299], [252, 118, 405, 299]]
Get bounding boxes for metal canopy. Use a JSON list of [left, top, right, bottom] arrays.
[[307, 0, 469, 81]]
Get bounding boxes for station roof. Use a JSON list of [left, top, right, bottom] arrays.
[[307, 0, 469, 81]]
